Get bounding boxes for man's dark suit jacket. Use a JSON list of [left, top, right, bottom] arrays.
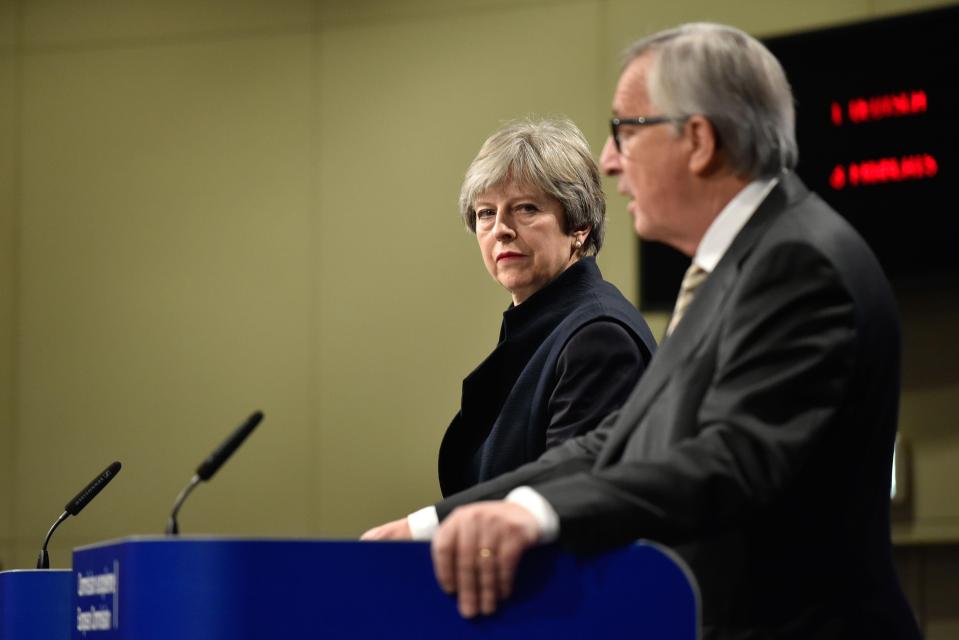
[[435, 174, 920, 640]]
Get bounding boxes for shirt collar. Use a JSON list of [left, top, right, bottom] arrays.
[[694, 176, 779, 273]]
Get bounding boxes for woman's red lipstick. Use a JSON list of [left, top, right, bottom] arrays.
[[496, 251, 525, 262]]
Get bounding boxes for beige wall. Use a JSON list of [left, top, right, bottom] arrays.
[[1, 0, 957, 629], [0, 0, 17, 571], [13, 5, 316, 562]]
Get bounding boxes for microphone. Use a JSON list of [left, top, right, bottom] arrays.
[[37, 461, 122, 569], [165, 410, 263, 535]]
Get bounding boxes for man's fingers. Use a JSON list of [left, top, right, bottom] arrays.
[[476, 535, 499, 615], [359, 518, 412, 541], [360, 523, 390, 540], [432, 502, 541, 618], [454, 527, 480, 618], [496, 536, 527, 600], [432, 526, 457, 594]]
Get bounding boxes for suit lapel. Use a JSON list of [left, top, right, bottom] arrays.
[[597, 175, 808, 464]]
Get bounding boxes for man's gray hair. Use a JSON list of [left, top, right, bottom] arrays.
[[624, 23, 798, 178], [459, 118, 606, 256]]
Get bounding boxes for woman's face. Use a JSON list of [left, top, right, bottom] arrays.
[[474, 182, 586, 305]]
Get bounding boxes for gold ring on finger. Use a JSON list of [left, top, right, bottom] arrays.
[[478, 547, 493, 559]]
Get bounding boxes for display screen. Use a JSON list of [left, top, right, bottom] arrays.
[[639, 6, 959, 310]]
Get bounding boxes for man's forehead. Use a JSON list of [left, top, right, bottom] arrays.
[[612, 55, 652, 114]]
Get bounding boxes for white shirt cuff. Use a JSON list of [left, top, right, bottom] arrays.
[[407, 505, 439, 540], [506, 486, 560, 543]]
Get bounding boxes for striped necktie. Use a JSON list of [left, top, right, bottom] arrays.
[[666, 263, 708, 336]]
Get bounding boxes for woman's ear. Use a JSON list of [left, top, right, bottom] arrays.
[[572, 226, 591, 252]]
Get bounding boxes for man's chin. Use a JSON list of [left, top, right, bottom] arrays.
[[627, 202, 647, 232], [630, 212, 653, 240], [634, 222, 672, 248]]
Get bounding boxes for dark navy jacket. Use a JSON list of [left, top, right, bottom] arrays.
[[438, 257, 655, 496]]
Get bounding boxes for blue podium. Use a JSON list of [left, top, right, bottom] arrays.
[[2, 538, 699, 638], [0, 569, 71, 640], [71, 537, 698, 639]]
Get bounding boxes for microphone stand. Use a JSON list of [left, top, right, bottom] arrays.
[[36, 511, 69, 569], [165, 475, 201, 535]]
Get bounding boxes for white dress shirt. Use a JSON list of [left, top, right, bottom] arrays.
[[407, 176, 780, 542]]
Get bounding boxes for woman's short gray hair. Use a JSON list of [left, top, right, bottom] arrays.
[[459, 118, 606, 256], [624, 23, 798, 179]]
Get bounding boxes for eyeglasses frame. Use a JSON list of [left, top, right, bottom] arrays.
[[609, 115, 686, 153]]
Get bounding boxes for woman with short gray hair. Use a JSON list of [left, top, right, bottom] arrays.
[[459, 118, 607, 257], [436, 118, 656, 496]]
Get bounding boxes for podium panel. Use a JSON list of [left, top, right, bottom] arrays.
[[0, 569, 71, 640], [73, 537, 698, 639]]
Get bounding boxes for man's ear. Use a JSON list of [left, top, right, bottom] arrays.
[[685, 115, 721, 176]]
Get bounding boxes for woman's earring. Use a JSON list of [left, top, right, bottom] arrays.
[[574, 240, 583, 249]]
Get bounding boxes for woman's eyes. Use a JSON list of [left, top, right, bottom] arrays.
[[475, 203, 539, 222]]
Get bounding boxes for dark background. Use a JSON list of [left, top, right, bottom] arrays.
[[640, 5, 959, 310]]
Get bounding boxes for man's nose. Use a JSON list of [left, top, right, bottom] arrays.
[[599, 136, 621, 176]]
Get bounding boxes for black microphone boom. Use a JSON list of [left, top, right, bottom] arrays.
[[165, 410, 264, 535], [37, 461, 122, 569], [196, 410, 264, 481]]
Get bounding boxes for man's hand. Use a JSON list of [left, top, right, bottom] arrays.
[[431, 501, 540, 618], [360, 518, 413, 541]]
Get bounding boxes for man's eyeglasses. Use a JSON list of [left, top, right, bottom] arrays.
[[609, 116, 683, 153]]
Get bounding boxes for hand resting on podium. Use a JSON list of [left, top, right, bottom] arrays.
[[362, 501, 541, 618], [360, 518, 412, 541]]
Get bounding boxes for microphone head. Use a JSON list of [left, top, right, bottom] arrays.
[[64, 461, 122, 517], [195, 411, 263, 481]]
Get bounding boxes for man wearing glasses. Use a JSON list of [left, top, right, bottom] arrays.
[[364, 22, 918, 640]]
